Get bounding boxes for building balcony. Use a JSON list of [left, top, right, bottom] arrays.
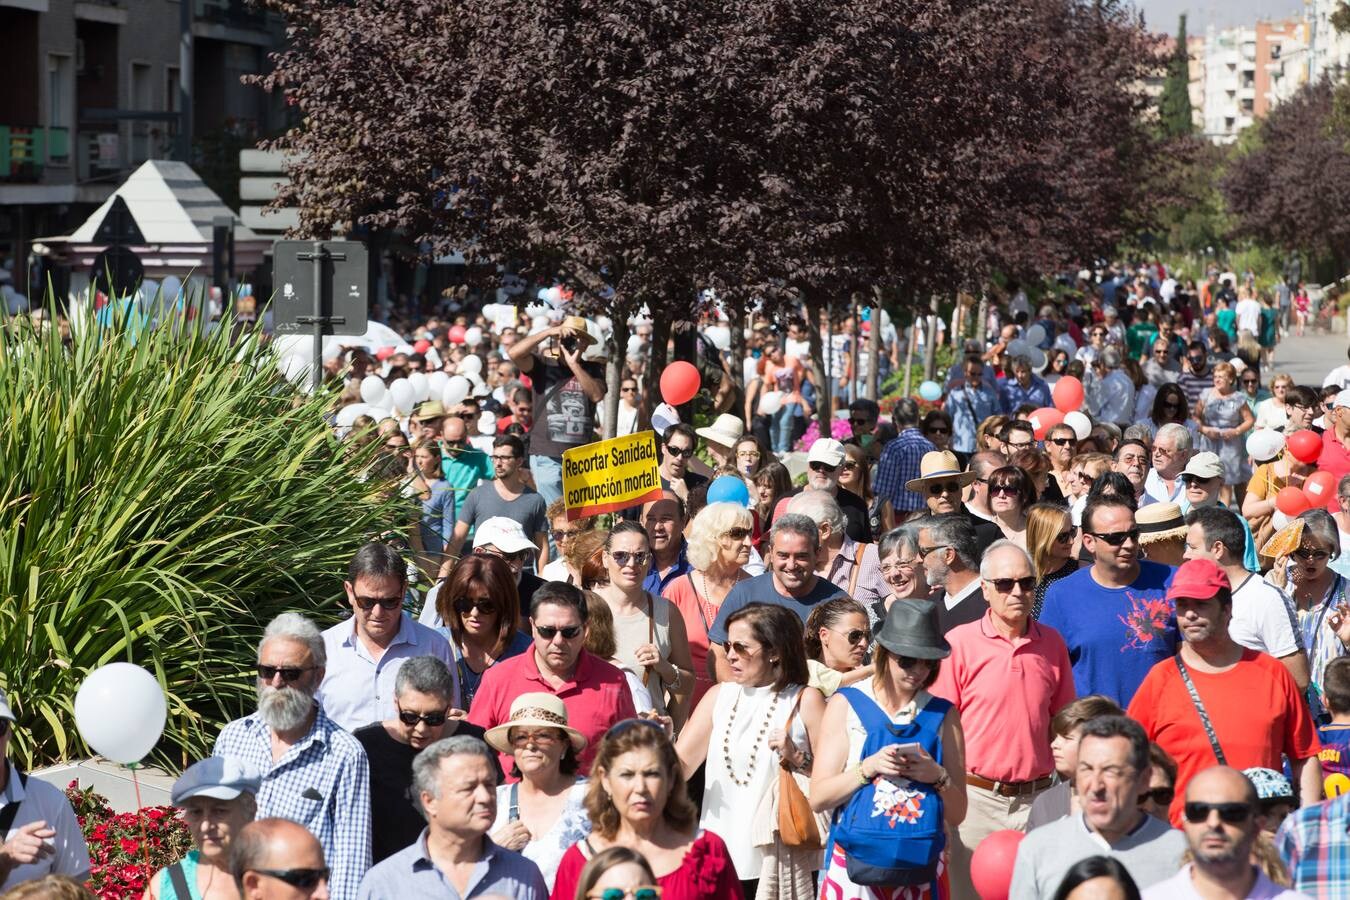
[[0, 126, 70, 182], [195, 0, 265, 29]]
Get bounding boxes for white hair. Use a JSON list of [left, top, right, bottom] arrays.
[[787, 489, 845, 537], [1154, 422, 1193, 451], [979, 540, 1035, 578], [260, 612, 326, 667]]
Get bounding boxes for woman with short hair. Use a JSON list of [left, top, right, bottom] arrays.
[[148, 757, 261, 900], [874, 524, 931, 625], [987, 465, 1036, 548]]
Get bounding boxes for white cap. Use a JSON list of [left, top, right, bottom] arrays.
[[472, 517, 537, 556], [807, 438, 846, 467], [1182, 451, 1224, 480]]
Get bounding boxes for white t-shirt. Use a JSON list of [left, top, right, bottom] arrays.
[[1324, 365, 1350, 390], [0, 764, 91, 891], [1236, 298, 1263, 335], [1230, 574, 1301, 659]]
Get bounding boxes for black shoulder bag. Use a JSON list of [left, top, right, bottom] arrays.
[[1175, 656, 1226, 765]]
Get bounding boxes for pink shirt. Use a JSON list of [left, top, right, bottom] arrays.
[[931, 611, 1075, 783], [466, 648, 636, 776]]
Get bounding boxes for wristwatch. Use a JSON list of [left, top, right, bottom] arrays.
[[933, 768, 952, 793]]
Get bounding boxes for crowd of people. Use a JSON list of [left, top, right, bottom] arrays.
[[9, 262, 1350, 900]]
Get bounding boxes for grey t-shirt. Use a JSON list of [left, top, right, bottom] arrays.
[[1010, 812, 1186, 899], [457, 481, 549, 540], [708, 572, 846, 643]]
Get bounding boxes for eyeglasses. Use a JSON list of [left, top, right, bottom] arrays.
[[917, 544, 949, 558], [1140, 786, 1174, 806], [736, 450, 761, 459], [509, 729, 560, 746], [453, 597, 496, 616], [881, 559, 917, 575], [251, 869, 330, 890], [397, 706, 448, 727], [896, 656, 933, 669], [608, 550, 651, 568], [621, 386, 638, 393], [848, 417, 872, 426], [721, 640, 761, 657], [840, 461, 859, 472], [535, 624, 584, 640], [588, 888, 663, 900], [722, 527, 752, 540], [927, 482, 961, 496], [552, 528, 582, 542], [984, 576, 1035, 593], [1242, 379, 1259, 386], [474, 546, 532, 566], [809, 461, 839, 474], [1087, 528, 1140, 546], [490, 454, 520, 464], [1004, 441, 1032, 451], [1294, 547, 1331, 562], [257, 665, 316, 683], [354, 594, 402, 611], [1047, 437, 1074, 446], [664, 445, 695, 459], [1183, 801, 1252, 825], [828, 627, 870, 646]]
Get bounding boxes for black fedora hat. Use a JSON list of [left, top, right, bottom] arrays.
[[874, 599, 950, 660]]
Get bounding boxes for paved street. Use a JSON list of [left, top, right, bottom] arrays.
[[1272, 328, 1350, 385]]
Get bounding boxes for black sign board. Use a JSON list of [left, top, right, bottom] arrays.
[[272, 240, 368, 337], [92, 196, 146, 245], [89, 244, 144, 298]]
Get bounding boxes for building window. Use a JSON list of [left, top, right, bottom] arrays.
[[46, 53, 73, 164], [130, 61, 153, 162]]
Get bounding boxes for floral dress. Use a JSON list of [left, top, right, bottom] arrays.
[[1200, 388, 1250, 485], [491, 780, 592, 892], [1293, 572, 1350, 722]]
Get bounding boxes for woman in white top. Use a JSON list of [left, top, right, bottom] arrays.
[[485, 692, 592, 891], [1255, 373, 1296, 431], [593, 522, 695, 729], [677, 603, 825, 897]]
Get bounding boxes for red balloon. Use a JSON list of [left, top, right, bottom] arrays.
[[971, 829, 1024, 900], [413, 339, 432, 354], [1276, 485, 1312, 517], [1304, 470, 1338, 507], [1051, 376, 1084, 413], [660, 361, 701, 406], [1287, 429, 1322, 465], [447, 325, 467, 344], [375, 346, 397, 361], [1028, 407, 1064, 440]]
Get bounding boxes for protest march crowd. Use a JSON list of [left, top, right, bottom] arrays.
[[10, 264, 1350, 900]]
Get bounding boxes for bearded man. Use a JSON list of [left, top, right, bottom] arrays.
[[214, 612, 372, 900]]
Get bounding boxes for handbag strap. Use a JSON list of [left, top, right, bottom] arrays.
[[0, 770, 28, 837], [166, 862, 192, 900], [847, 543, 869, 599], [508, 781, 520, 822], [1175, 655, 1227, 765], [780, 690, 805, 771]]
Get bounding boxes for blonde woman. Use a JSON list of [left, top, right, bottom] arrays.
[[1255, 374, 1296, 431], [1026, 504, 1077, 620]]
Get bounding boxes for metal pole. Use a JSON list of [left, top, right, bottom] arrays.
[[311, 242, 326, 393], [178, 0, 193, 162]]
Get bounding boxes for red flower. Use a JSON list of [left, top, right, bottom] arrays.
[[118, 838, 138, 855]]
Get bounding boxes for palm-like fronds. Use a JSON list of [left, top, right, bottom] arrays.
[[0, 310, 401, 769]]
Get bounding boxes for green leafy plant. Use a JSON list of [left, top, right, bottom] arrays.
[[0, 307, 402, 769]]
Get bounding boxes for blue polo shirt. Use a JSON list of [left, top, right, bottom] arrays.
[[643, 539, 691, 596]]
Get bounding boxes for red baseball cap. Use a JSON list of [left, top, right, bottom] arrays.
[[1165, 557, 1231, 602]]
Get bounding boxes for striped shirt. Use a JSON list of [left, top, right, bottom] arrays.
[[875, 428, 935, 512], [1276, 793, 1350, 899], [215, 707, 372, 900]]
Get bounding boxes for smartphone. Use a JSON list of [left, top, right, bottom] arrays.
[[892, 742, 922, 759]]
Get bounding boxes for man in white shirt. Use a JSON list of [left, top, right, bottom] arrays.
[[1144, 423, 1192, 506], [1236, 292, 1263, 338], [1095, 347, 1135, 426]]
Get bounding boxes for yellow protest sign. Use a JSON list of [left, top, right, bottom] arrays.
[[562, 430, 663, 519]]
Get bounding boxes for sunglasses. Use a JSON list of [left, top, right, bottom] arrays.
[[721, 640, 760, 657], [896, 655, 933, 669], [397, 707, 448, 727], [926, 427, 951, 435], [927, 481, 961, 496], [918, 544, 949, 557], [828, 627, 870, 646], [1140, 786, 1174, 806], [588, 889, 662, 900], [841, 461, 859, 472], [1242, 379, 1259, 386], [251, 869, 330, 890], [1294, 547, 1331, 562], [664, 445, 695, 459], [552, 529, 581, 541], [722, 527, 752, 540], [1181, 474, 1217, 487], [848, 417, 872, 426], [989, 483, 1020, 496], [609, 550, 651, 568], [453, 597, 496, 616], [1087, 528, 1140, 546], [1055, 528, 1075, 543], [257, 665, 316, 683], [1047, 437, 1074, 446], [1183, 801, 1252, 825], [354, 594, 402, 611], [535, 624, 584, 640], [984, 576, 1035, 593], [809, 461, 839, 474], [474, 546, 532, 566]]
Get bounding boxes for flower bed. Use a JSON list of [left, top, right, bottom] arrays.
[[65, 781, 191, 900]]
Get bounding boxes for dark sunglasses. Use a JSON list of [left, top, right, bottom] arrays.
[[1055, 528, 1075, 543], [1140, 786, 1174, 806], [1188, 356, 1206, 366], [257, 665, 316, 683], [1242, 379, 1259, 386], [609, 550, 651, 568], [535, 624, 584, 640], [848, 417, 872, 426], [397, 707, 448, 727], [809, 461, 839, 474], [453, 597, 496, 616], [984, 576, 1035, 593], [589, 887, 662, 900], [552, 528, 581, 541], [1294, 547, 1331, 562], [928, 481, 961, 496], [664, 445, 695, 459], [251, 868, 330, 890], [354, 594, 402, 611], [722, 640, 760, 657], [1181, 474, 1217, 487], [1047, 437, 1075, 446], [926, 427, 951, 435], [1088, 528, 1140, 546], [829, 628, 870, 646], [722, 527, 752, 540], [989, 483, 1020, 496], [1183, 801, 1252, 825]]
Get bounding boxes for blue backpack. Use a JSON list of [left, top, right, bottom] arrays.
[[832, 687, 951, 887]]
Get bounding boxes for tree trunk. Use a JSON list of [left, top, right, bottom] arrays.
[[868, 287, 882, 400], [644, 307, 672, 431], [603, 314, 630, 440], [976, 291, 989, 347], [902, 315, 916, 397], [806, 295, 830, 440], [923, 293, 939, 381], [849, 295, 861, 403]]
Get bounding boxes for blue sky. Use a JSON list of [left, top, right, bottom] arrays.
[[1136, 0, 1305, 34]]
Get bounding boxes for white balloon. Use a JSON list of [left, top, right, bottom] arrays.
[[427, 371, 450, 395], [408, 372, 430, 402], [389, 378, 416, 415], [1063, 410, 1092, 441], [74, 663, 167, 765], [758, 390, 784, 416], [1025, 324, 1047, 346], [705, 325, 731, 352], [545, 286, 564, 305], [464, 327, 484, 347], [335, 404, 366, 429], [278, 354, 311, 387], [443, 376, 471, 406], [359, 375, 388, 405], [460, 355, 483, 376]]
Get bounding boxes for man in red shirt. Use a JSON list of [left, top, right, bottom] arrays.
[[1128, 558, 1321, 827], [466, 581, 635, 775], [931, 540, 1075, 899]]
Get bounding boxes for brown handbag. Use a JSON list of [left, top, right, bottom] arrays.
[[778, 692, 824, 849]]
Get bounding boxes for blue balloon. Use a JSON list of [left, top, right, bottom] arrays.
[[918, 380, 942, 402], [707, 475, 751, 508]]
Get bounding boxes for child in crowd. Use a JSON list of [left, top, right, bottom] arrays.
[[1317, 656, 1350, 798]]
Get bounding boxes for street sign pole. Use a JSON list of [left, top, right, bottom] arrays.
[[272, 240, 368, 392], [296, 243, 347, 392]]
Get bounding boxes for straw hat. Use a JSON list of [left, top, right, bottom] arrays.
[[484, 693, 588, 754], [904, 450, 977, 493], [1136, 502, 1187, 544], [560, 316, 597, 348]]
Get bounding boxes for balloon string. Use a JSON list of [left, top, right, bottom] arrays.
[[128, 764, 151, 872]]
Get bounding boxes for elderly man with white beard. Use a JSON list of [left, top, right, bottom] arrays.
[[215, 613, 372, 900]]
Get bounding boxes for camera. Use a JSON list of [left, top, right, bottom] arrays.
[[561, 336, 579, 354]]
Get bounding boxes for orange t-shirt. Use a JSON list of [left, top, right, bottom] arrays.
[[1127, 649, 1319, 827]]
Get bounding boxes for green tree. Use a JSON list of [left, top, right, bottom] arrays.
[[1158, 14, 1194, 138]]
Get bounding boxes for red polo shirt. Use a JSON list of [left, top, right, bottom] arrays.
[[930, 611, 1075, 783], [466, 648, 636, 777], [1318, 429, 1350, 482]]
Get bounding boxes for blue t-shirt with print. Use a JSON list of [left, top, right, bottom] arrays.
[[1039, 560, 1178, 708]]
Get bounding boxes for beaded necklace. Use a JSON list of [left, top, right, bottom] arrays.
[[720, 686, 781, 787]]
